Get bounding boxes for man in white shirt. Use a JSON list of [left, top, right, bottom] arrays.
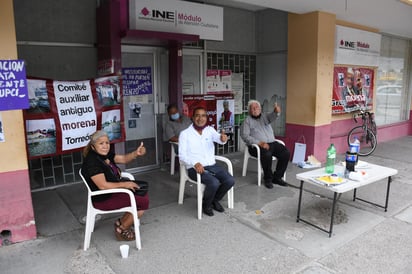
[[179, 107, 235, 216]]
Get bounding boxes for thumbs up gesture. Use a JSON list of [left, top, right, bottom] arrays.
[[274, 102, 281, 114], [220, 129, 228, 142], [135, 142, 146, 156]]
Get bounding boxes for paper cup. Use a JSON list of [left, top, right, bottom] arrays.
[[120, 244, 129, 259]]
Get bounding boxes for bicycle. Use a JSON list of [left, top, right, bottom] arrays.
[[347, 109, 377, 156]]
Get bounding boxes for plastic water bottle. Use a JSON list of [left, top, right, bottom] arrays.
[[350, 137, 360, 153], [325, 144, 336, 174]]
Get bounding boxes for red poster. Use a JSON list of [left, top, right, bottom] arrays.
[[183, 93, 234, 132], [183, 94, 216, 127], [332, 66, 374, 114]]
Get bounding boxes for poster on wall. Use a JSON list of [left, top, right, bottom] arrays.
[[332, 66, 374, 114], [216, 94, 235, 133], [206, 70, 232, 93], [183, 93, 234, 131], [183, 94, 216, 127], [23, 76, 125, 159], [231, 73, 243, 114], [0, 60, 29, 111], [122, 67, 152, 96]]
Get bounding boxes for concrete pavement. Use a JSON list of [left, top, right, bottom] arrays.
[[1, 136, 412, 273]]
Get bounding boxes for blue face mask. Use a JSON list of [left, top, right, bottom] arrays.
[[170, 113, 180, 121]]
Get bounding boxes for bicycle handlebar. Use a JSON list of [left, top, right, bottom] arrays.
[[352, 110, 374, 124]]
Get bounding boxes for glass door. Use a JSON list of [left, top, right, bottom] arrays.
[[119, 46, 160, 172]]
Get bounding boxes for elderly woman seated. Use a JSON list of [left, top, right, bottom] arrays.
[[81, 130, 149, 241]]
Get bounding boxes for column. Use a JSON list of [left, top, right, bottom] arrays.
[[0, 0, 37, 244], [286, 11, 336, 161]]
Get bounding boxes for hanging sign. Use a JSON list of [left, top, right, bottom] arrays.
[[129, 0, 223, 41], [335, 25, 381, 67], [122, 67, 152, 96], [0, 60, 29, 111]]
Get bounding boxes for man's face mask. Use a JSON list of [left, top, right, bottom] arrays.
[[170, 113, 180, 120]]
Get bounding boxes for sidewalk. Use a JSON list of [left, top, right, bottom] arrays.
[[1, 137, 412, 273]]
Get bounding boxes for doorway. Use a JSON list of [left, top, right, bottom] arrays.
[[119, 45, 168, 172]]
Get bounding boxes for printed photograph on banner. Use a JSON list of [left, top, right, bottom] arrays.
[[95, 76, 121, 107], [27, 79, 50, 113], [332, 66, 374, 114], [216, 98, 234, 133], [0, 113, 4, 142], [26, 118, 56, 157], [102, 109, 121, 141]]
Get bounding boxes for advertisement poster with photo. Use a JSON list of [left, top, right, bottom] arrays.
[[24, 76, 125, 158], [216, 94, 235, 133], [206, 69, 232, 93], [0, 59, 29, 111], [183, 94, 217, 128], [332, 66, 374, 114], [183, 93, 234, 132]]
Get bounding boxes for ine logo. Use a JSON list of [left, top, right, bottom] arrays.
[[141, 7, 150, 16], [140, 7, 175, 20], [340, 39, 355, 48]]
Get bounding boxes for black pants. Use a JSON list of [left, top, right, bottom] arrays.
[[248, 142, 290, 183], [188, 164, 235, 209]]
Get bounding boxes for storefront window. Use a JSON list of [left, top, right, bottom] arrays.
[[375, 35, 411, 125]]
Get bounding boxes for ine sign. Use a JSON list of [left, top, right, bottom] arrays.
[[129, 0, 223, 41], [335, 25, 381, 67]]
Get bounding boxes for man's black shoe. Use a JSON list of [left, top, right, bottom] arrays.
[[264, 180, 274, 189], [212, 201, 225, 212], [203, 206, 214, 216], [273, 178, 288, 187]]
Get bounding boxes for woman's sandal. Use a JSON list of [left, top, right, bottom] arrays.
[[114, 218, 134, 231], [114, 218, 122, 229], [115, 225, 135, 241]]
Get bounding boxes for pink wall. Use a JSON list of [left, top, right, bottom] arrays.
[[0, 170, 36, 244], [285, 123, 332, 162], [285, 114, 411, 162]]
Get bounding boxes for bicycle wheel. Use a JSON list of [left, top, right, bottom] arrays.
[[347, 126, 377, 156]]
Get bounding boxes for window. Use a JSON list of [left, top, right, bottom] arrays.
[[375, 35, 411, 125]]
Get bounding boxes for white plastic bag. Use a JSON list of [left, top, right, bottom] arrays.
[[292, 136, 306, 164]]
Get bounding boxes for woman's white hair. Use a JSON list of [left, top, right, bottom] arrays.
[[247, 99, 261, 110]]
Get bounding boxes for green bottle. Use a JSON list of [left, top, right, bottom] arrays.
[[325, 144, 336, 174]]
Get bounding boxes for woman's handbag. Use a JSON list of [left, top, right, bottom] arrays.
[[120, 177, 149, 196]]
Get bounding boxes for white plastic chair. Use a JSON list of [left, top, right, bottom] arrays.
[[178, 156, 234, 220], [242, 139, 286, 186], [170, 141, 178, 175], [79, 169, 141, 251]]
